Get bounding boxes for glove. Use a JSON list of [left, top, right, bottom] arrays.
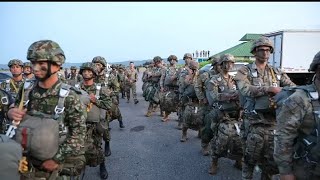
[[19, 156, 28, 173]]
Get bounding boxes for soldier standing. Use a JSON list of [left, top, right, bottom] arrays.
[[78, 62, 111, 179], [118, 65, 126, 99], [0, 59, 25, 101], [195, 56, 221, 156], [207, 54, 243, 175], [274, 51, 320, 180], [67, 66, 82, 86], [8, 40, 87, 179], [125, 62, 139, 104], [145, 56, 164, 117], [92, 56, 112, 156], [159, 55, 179, 122], [22, 62, 35, 80], [177, 53, 194, 130], [234, 36, 296, 180]]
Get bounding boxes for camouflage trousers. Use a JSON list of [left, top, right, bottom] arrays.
[[21, 155, 86, 180], [210, 121, 243, 161], [85, 123, 105, 167], [109, 98, 122, 122], [125, 82, 137, 101], [103, 114, 111, 142], [242, 124, 279, 180], [201, 108, 217, 147]]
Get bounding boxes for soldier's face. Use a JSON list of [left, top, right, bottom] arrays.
[[130, 63, 134, 68], [10, 64, 23, 77], [255, 46, 271, 62], [23, 66, 32, 75], [82, 69, 94, 80], [221, 61, 234, 72], [184, 57, 192, 64], [32, 61, 60, 81], [169, 60, 176, 65], [71, 69, 76, 74], [95, 63, 104, 73]]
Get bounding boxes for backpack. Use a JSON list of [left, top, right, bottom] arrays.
[[0, 89, 13, 134], [274, 84, 320, 166], [0, 134, 22, 180]]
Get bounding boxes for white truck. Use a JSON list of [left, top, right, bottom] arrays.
[[264, 29, 320, 85]]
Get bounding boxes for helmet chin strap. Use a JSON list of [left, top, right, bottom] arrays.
[[35, 62, 58, 82]]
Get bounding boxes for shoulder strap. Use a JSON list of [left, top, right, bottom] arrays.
[[5, 79, 10, 92], [95, 83, 101, 99], [54, 83, 71, 119]]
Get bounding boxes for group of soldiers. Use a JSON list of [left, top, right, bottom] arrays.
[[141, 36, 320, 180], [0, 36, 319, 180], [0, 40, 139, 180]]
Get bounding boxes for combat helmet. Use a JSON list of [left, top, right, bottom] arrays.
[[250, 36, 274, 54], [308, 51, 320, 72], [220, 54, 235, 64], [70, 66, 77, 70], [167, 55, 178, 62], [183, 53, 193, 60], [27, 40, 65, 65], [211, 56, 221, 66], [8, 59, 24, 67], [188, 61, 199, 70], [79, 62, 98, 76], [23, 62, 32, 68], [92, 56, 107, 67], [153, 56, 162, 63]]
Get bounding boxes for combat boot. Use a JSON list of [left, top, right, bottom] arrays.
[[104, 141, 111, 157], [145, 110, 152, 117], [134, 99, 139, 104], [99, 162, 108, 179], [180, 128, 188, 142], [234, 159, 242, 170], [201, 143, 210, 156], [161, 112, 169, 122], [208, 158, 218, 175], [118, 116, 125, 128]]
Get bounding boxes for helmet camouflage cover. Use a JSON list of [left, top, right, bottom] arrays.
[[309, 51, 320, 72], [220, 54, 235, 64], [92, 56, 107, 67], [79, 62, 98, 76], [153, 56, 162, 63], [23, 62, 32, 67], [8, 59, 24, 67], [70, 66, 77, 70], [27, 40, 65, 65], [211, 56, 220, 66], [250, 36, 274, 54], [183, 53, 193, 60], [167, 55, 178, 62]]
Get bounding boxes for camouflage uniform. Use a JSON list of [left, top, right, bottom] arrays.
[[0, 59, 25, 101], [194, 56, 220, 156], [118, 65, 126, 99], [274, 51, 320, 180], [207, 54, 243, 175], [14, 39, 87, 180], [67, 66, 83, 86], [234, 37, 296, 180], [0, 89, 13, 134], [159, 55, 179, 122], [180, 61, 204, 142], [23, 62, 35, 80], [177, 53, 195, 130], [145, 56, 165, 117], [78, 62, 112, 179], [142, 62, 153, 94], [125, 66, 139, 104]]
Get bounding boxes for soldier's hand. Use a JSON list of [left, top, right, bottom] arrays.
[[89, 94, 97, 103], [280, 174, 295, 180], [267, 86, 282, 95], [41, 159, 59, 172], [8, 107, 27, 122]]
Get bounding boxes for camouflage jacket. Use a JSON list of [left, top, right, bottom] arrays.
[[0, 89, 13, 134], [194, 69, 218, 100], [149, 66, 164, 85], [79, 82, 112, 110], [178, 66, 196, 97], [126, 68, 138, 82], [160, 66, 179, 89], [274, 83, 318, 175], [0, 77, 25, 100], [142, 67, 152, 82], [95, 72, 109, 87], [108, 72, 120, 94], [15, 80, 87, 163]]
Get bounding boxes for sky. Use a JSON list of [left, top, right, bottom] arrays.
[[1, 2, 320, 64]]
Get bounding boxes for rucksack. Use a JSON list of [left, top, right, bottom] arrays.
[[0, 134, 22, 180]]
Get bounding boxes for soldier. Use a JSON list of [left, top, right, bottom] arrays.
[[109, 64, 124, 129], [145, 56, 164, 117], [92, 56, 112, 156], [118, 65, 126, 99], [125, 61, 139, 104], [142, 61, 153, 95], [234, 36, 296, 180], [177, 53, 194, 130], [0, 88, 13, 134], [8, 40, 87, 179], [78, 62, 111, 179], [67, 66, 82, 86], [159, 55, 179, 122], [195, 56, 221, 156], [274, 51, 320, 180], [0, 59, 25, 101], [180, 61, 205, 142], [207, 54, 243, 175], [22, 62, 35, 80]]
